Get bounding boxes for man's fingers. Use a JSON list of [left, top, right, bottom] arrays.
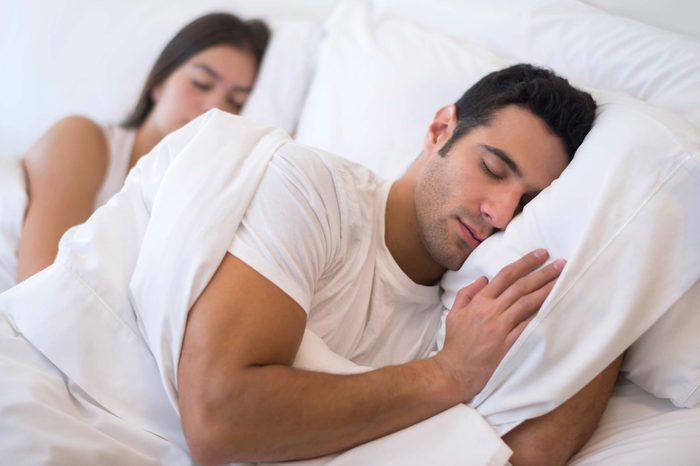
[[497, 259, 565, 309], [482, 249, 549, 298], [503, 277, 558, 330], [504, 316, 533, 350], [453, 276, 489, 308], [501, 277, 557, 351]]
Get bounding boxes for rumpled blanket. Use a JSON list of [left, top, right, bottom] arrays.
[[0, 110, 510, 466]]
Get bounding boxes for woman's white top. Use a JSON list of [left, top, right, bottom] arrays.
[[94, 125, 136, 208]]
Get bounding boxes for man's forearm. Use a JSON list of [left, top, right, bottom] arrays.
[[179, 357, 467, 464]]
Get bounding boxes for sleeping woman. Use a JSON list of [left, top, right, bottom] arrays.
[[7, 12, 269, 289]]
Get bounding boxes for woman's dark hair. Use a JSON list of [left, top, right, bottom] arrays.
[[439, 64, 597, 160], [122, 13, 270, 128]]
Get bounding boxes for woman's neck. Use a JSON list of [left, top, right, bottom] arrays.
[[129, 119, 163, 170]]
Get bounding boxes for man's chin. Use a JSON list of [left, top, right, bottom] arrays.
[[441, 250, 470, 272]]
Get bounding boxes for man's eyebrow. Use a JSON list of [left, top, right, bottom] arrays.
[[193, 63, 253, 93], [480, 144, 521, 177]]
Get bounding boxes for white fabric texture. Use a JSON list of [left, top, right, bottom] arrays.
[[623, 278, 700, 407], [439, 93, 700, 431], [371, 0, 700, 128], [295, 0, 510, 179], [229, 145, 442, 367], [295, 0, 700, 182], [241, 19, 321, 134], [0, 110, 510, 466], [0, 155, 27, 293], [0, 312, 191, 465], [570, 379, 700, 465]]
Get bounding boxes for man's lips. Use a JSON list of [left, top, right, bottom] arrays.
[[457, 219, 484, 248]]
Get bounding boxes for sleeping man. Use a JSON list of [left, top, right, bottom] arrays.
[[0, 64, 619, 466]]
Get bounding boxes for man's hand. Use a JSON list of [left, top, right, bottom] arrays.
[[433, 249, 565, 402]]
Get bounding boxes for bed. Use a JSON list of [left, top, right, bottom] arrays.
[[1, 1, 699, 465]]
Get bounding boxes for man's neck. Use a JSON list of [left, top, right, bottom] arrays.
[[385, 175, 446, 286]]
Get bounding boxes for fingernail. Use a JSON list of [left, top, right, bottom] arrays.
[[533, 248, 547, 258], [553, 259, 567, 271]]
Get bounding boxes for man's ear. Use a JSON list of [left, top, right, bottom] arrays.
[[423, 104, 457, 154]]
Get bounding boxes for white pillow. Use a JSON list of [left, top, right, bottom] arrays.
[[296, 0, 700, 178], [241, 19, 322, 134], [371, 0, 700, 128], [295, 0, 511, 179], [623, 279, 700, 407], [439, 93, 700, 417]]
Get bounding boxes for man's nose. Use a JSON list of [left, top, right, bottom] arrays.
[[481, 189, 522, 230]]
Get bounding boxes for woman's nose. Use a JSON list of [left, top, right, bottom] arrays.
[[201, 91, 228, 113]]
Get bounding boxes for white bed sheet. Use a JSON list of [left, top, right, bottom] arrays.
[[0, 312, 192, 465], [0, 155, 27, 293], [571, 380, 700, 465]]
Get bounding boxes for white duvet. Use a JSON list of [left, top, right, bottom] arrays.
[[0, 110, 510, 466]]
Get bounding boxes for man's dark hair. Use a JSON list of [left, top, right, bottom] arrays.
[[439, 64, 596, 160]]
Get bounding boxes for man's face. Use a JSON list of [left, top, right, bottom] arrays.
[[414, 104, 569, 270]]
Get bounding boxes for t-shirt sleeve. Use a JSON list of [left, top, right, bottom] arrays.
[[228, 149, 340, 313]]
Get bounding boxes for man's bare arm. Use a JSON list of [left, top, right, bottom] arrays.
[[178, 250, 563, 465], [503, 355, 623, 466]]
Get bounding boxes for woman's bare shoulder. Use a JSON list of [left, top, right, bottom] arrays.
[[24, 115, 110, 184]]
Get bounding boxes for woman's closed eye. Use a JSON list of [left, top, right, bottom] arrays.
[[191, 80, 213, 92]]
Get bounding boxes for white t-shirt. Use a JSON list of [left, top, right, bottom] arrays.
[[229, 144, 443, 367]]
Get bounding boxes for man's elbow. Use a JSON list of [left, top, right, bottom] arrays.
[[508, 444, 568, 466], [180, 383, 254, 465], [504, 420, 587, 466], [185, 432, 224, 466], [182, 411, 261, 465], [507, 437, 572, 466]]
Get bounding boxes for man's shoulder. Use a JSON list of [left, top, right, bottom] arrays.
[[275, 143, 386, 198], [268, 143, 387, 247]]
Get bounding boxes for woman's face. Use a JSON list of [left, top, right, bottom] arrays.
[[148, 44, 258, 135]]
